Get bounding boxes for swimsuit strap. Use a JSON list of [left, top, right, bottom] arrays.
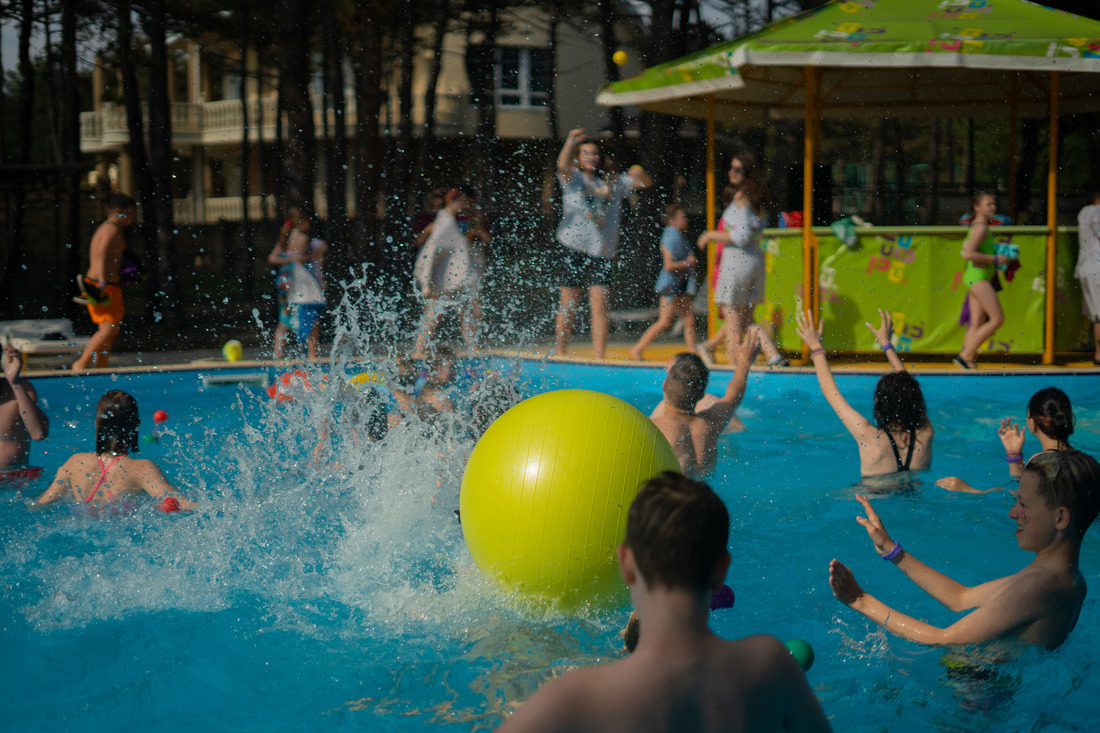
[[86, 454, 121, 502], [885, 429, 918, 472]]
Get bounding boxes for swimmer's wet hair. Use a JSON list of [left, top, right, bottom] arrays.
[[1028, 387, 1074, 446], [95, 390, 140, 455], [626, 472, 729, 593], [665, 352, 708, 411], [873, 372, 930, 432], [1024, 449, 1100, 538]]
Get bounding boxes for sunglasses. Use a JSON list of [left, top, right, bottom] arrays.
[[729, 165, 744, 172]]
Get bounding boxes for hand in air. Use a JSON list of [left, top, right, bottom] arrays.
[[2, 347, 23, 383], [567, 127, 586, 143], [732, 330, 760, 369], [864, 308, 894, 348], [998, 418, 1025, 455], [829, 559, 864, 606], [935, 476, 1003, 494], [854, 494, 896, 556], [794, 310, 824, 351]]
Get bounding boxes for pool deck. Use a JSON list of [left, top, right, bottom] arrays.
[[17, 341, 1100, 377]]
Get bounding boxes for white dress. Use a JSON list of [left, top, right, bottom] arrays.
[[1076, 204, 1100, 320], [713, 202, 765, 308], [413, 209, 483, 298]]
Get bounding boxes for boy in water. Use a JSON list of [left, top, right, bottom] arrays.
[[497, 472, 831, 733], [73, 191, 136, 370], [648, 332, 758, 477], [831, 449, 1100, 649], [0, 348, 49, 471]]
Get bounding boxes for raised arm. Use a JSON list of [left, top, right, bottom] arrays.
[[266, 220, 294, 264], [698, 331, 758, 431], [556, 128, 585, 180], [3, 348, 48, 440], [864, 309, 905, 372], [626, 164, 652, 191], [794, 311, 875, 440]]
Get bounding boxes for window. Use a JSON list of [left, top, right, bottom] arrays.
[[495, 47, 550, 108]]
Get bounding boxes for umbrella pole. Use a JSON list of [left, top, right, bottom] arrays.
[[802, 66, 819, 339], [1043, 71, 1059, 365], [706, 95, 719, 342]]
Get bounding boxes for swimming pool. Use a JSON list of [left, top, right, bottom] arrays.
[[3, 361, 1100, 731]]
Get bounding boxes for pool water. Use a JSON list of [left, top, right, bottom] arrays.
[[3, 361, 1100, 732]]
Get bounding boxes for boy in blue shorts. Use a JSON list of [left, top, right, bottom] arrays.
[[630, 204, 698, 361]]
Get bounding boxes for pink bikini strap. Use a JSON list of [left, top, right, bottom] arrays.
[[86, 455, 121, 502]]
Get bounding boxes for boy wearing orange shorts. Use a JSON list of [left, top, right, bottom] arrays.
[[73, 192, 135, 370]]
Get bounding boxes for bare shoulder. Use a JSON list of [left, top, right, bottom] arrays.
[[499, 666, 605, 733]]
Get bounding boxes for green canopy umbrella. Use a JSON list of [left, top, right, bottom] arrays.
[[597, 0, 1100, 363]]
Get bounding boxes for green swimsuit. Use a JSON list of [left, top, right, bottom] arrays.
[[962, 229, 997, 289]]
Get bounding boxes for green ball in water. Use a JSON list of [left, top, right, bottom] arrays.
[[785, 638, 814, 672], [142, 433, 159, 444]]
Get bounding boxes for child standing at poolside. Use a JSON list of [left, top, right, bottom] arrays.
[[630, 205, 697, 361]]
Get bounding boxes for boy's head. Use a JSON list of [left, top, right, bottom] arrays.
[[1022, 449, 1100, 539], [663, 204, 687, 230], [664, 352, 708, 411], [104, 191, 136, 225], [624, 471, 730, 593]]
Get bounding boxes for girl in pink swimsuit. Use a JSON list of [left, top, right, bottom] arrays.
[[32, 390, 194, 510]]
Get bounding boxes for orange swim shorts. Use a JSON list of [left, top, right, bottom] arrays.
[[87, 283, 124, 325]]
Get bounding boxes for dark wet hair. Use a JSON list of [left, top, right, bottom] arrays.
[[1024, 450, 1100, 538], [95, 390, 140, 455], [872, 372, 930, 432], [970, 190, 995, 211], [1028, 387, 1074, 446], [104, 191, 135, 211], [626, 472, 729, 593], [665, 352, 708, 411]]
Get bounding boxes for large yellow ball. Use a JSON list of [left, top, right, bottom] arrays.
[[460, 389, 680, 609]]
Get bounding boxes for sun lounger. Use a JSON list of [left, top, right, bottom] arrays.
[[0, 319, 87, 362]]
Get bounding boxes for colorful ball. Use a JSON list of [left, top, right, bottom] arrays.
[[612, 50, 629, 66], [460, 389, 681, 609], [141, 433, 159, 445], [153, 410, 168, 424], [159, 496, 181, 513], [222, 339, 244, 362], [785, 638, 815, 672]]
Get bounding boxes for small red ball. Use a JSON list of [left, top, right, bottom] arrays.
[[153, 410, 168, 424], [159, 496, 180, 513]]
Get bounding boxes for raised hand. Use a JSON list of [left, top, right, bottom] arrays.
[[864, 308, 894, 347], [854, 494, 896, 556], [732, 329, 760, 369], [998, 418, 1025, 456], [794, 310, 824, 351], [2, 347, 23, 384], [829, 559, 864, 606]]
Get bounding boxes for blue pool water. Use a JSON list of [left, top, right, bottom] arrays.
[[3, 361, 1100, 731]]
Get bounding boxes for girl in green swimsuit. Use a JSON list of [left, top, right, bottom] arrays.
[[956, 193, 1018, 369]]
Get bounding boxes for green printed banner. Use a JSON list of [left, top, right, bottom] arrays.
[[751, 229, 1084, 355]]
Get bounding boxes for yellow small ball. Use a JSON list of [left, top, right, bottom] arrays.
[[612, 50, 629, 66], [222, 339, 243, 362], [460, 389, 681, 609]]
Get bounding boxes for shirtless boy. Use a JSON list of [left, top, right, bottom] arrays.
[[830, 448, 1100, 649], [0, 348, 49, 470], [496, 472, 831, 733], [73, 192, 136, 370], [649, 332, 758, 476]]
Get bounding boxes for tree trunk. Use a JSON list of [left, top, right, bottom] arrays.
[[60, 0, 83, 319], [473, 1, 499, 210], [396, 3, 416, 223], [143, 0, 185, 328], [414, 0, 449, 200], [599, 0, 624, 154], [322, 0, 348, 236], [5, 0, 36, 299], [352, 10, 385, 255], [546, 0, 560, 142], [239, 5, 253, 289], [278, 0, 317, 213]]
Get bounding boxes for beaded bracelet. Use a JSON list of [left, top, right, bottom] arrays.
[[880, 541, 903, 561], [1006, 454, 1023, 463], [809, 348, 825, 358]]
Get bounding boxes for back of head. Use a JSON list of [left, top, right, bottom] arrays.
[[626, 471, 729, 593], [104, 191, 135, 211], [662, 204, 684, 225], [1024, 449, 1100, 539], [96, 390, 140, 455], [1028, 387, 1074, 445], [872, 372, 929, 432], [665, 352, 708, 411]]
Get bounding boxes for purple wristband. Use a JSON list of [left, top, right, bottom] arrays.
[[809, 348, 825, 358], [881, 342, 895, 352], [1006, 454, 1022, 463], [880, 541, 903, 561]]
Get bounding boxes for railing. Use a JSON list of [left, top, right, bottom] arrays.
[[173, 195, 276, 224], [80, 93, 468, 152]]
